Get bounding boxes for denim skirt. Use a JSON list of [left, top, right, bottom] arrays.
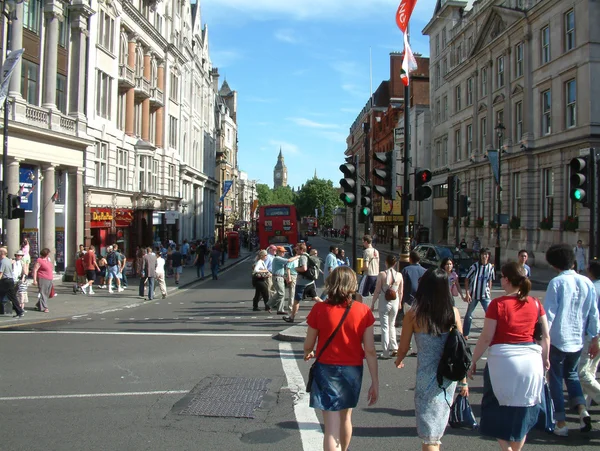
[[480, 365, 540, 441], [309, 362, 363, 411]]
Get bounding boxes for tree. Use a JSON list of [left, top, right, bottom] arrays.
[[256, 184, 296, 206], [295, 178, 342, 227]]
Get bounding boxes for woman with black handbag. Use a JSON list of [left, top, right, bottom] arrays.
[[304, 266, 378, 451], [252, 250, 271, 312]]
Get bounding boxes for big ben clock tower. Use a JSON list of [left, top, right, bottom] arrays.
[[273, 147, 288, 189]]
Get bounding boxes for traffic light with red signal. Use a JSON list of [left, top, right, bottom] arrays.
[[414, 168, 433, 201]]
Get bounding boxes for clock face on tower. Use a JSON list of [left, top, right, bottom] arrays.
[[275, 172, 281, 179]]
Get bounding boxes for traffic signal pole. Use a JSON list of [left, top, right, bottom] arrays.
[[352, 153, 360, 273], [400, 82, 411, 263], [590, 148, 599, 260], [363, 122, 371, 234]]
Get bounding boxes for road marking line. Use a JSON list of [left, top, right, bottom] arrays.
[[0, 390, 189, 401], [0, 331, 272, 337], [279, 342, 322, 450]]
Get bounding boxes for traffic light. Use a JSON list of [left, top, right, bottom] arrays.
[[6, 193, 25, 220], [414, 168, 433, 201], [447, 175, 457, 217], [339, 159, 358, 207], [459, 194, 472, 218], [570, 156, 589, 206], [360, 185, 372, 218], [372, 150, 397, 200]]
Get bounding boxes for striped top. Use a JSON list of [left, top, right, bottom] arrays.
[[466, 262, 495, 301]]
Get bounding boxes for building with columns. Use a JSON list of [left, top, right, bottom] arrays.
[[236, 171, 257, 225], [423, 0, 600, 266]]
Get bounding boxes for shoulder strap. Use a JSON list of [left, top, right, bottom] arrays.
[[314, 303, 353, 363]]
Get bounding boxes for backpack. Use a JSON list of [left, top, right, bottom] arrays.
[[302, 253, 320, 281], [437, 326, 472, 388], [106, 251, 117, 267]]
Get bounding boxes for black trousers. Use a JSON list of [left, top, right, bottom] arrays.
[[252, 279, 269, 309], [0, 279, 23, 316]]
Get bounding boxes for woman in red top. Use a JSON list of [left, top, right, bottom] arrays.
[[32, 248, 54, 313], [304, 266, 378, 451], [468, 262, 550, 451]]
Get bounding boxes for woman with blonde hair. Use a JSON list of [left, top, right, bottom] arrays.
[[304, 266, 378, 451]]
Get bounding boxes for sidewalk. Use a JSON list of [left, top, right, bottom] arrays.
[[0, 249, 254, 328], [325, 236, 557, 286]]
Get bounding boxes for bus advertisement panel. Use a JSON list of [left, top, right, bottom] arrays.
[[257, 205, 298, 249]]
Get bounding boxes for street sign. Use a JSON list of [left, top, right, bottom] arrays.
[[0, 49, 24, 104]]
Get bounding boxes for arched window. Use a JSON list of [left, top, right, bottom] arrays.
[[151, 59, 158, 87], [119, 33, 128, 65], [135, 46, 144, 77]]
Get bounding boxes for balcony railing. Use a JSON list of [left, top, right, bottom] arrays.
[[0, 100, 85, 137], [135, 76, 150, 98], [118, 64, 135, 87], [150, 86, 164, 106]]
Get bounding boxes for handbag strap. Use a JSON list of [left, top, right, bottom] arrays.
[[314, 302, 353, 363]]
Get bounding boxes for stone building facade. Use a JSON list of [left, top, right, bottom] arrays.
[[423, 0, 598, 266]]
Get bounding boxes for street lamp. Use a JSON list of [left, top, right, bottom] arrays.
[[1, 0, 24, 245], [493, 122, 505, 272]]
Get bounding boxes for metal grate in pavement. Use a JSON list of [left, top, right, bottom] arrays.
[[178, 376, 271, 419]]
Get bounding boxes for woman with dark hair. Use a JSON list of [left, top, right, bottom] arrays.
[[304, 266, 378, 451], [468, 262, 550, 450], [371, 254, 403, 359], [440, 257, 464, 305], [336, 249, 350, 266], [395, 267, 466, 451], [32, 248, 53, 313]]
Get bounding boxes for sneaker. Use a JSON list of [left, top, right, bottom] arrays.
[[378, 353, 391, 359], [118, 287, 124, 292], [580, 409, 592, 432], [553, 425, 569, 437], [15, 313, 24, 318], [283, 316, 294, 323], [108, 289, 114, 294], [88, 290, 95, 295], [81, 286, 88, 294]]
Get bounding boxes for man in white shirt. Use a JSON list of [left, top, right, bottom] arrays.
[[361, 235, 380, 297], [574, 240, 587, 274]]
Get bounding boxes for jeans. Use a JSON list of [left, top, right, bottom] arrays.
[[139, 276, 155, 300], [463, 297, 491, 337], [196, 264, 205, 278], [548, 345, 585, 421], [211, 263, 219, 279]]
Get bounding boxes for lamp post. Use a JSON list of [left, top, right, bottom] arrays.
[[220, 164, 226, 265], [0, 0, 22, 246], [494, 122, 505, 272]]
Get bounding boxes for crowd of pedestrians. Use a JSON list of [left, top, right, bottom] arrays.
[[298, 236, 599, 451]]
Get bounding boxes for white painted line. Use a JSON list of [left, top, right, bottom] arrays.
[[203, 317, 210, 319], [144, 318, 150, 320], [234, 317, 241, 319], [0, 331, 272, 337], [219, 317, 226, 319], [129, 318, 135, 320], [279, 342, 322, 450], [0, 390, 189, 401], [114, 318, 120, 320]]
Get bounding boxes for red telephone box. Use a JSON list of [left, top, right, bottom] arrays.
[[227, 231, 239, 259]]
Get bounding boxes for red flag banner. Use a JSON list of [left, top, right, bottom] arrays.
[[396, 0, 418, 34]]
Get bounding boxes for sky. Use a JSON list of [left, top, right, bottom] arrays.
[[199, 0, 447, 189]]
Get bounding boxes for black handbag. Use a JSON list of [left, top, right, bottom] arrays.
[[533, 299, 543, 341], [306, 302, 353, 392]]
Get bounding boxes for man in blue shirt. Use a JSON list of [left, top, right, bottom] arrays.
[[544, 244, 599, 436], [266, 247, 301, 314], [463, 248, 495, 339], [397, 251, 426, 329]]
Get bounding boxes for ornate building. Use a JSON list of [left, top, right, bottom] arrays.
[[273, 148, 287, 189]]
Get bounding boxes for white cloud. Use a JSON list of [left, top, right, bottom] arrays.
[[288, 117, 340, 130], [274, 28, 300, 44], [268, 139, 300, 155]]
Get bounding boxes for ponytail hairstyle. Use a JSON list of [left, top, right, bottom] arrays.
[[501, 261, 531, 301]]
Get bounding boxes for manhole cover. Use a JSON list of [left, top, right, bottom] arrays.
[[178, 376, 271, 419]]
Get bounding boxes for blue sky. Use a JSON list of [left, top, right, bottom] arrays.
[[200, 0, 441, 189]]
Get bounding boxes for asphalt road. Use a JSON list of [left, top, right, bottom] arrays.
[[0, 236, 597, 451]]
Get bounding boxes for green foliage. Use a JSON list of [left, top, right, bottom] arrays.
[[539, 216, 553, 230], [295, 178, 342, 228], [509, 216, 521, 230], [256, 183, 296, 207], [561, 215, 578, 232]]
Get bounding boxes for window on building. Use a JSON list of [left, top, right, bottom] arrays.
[[566, 79, 576, 128], [515, 101, 523, 142], [95, 142, 108, 188], [56, 74, 67, 113], [477, 179, 485, 218], [480, 117, 487, 150], [436, 99, 441, 123], [117, 92, 126, 131], [167, 164, 175, 196], [116, 148, 128, 190], [542, 90, 551, 135], [442, 58, 447, 77], [541, 26, 551, 64], [170, 72, 179, 102], [98, 9, 115, 53], [435, 63, 440, 89], [467, 124, 473, 156], [149, 110, 156, 143], [443, 95, 448, 121], [497, 56, 505, 88], [455, 129, 461, 162], [152, 159, 159, 193], [435, 141, 441, 168], [442, 27, 447, 48], [455, 84, 462, 111], [169, 115, 178, 148], [442, 137, 448, 166], [512, 172, 521, 217], [515, 42, 524, 77], [134, 102, 142, 136], [468, 36, 473, 53], [542, 168, 554, 219], [58, 9, 69, 47], [466, 77, 473, 106], [565, 10, 575, 52], [96, 70, 112, 119], [21, 60, 39, 105], [23, 0, 41, 34], [481, 67, 488, 96], [457, 44, 462, 63], [435, 34, 440, 56]]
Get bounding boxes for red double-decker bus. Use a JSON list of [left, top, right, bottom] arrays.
[[257, 205, 298, 249]]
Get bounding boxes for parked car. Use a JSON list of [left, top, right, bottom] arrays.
[[413, 244, 475, 280]]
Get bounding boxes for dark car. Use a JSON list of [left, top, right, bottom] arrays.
[[413, 244, 475, 280]]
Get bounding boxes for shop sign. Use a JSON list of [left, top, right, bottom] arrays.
[[114, 209, 134, 227], [91, 208, 113, 227]]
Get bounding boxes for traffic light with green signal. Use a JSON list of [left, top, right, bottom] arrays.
[[339, 159, 358, 207], [373, 151, 397, 200], [414, 169, 433, 201], [360, 185, 372, 218], [570, 156, 589, 206]]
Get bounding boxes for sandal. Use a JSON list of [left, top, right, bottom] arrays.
[[43, 309, 49, 313]]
